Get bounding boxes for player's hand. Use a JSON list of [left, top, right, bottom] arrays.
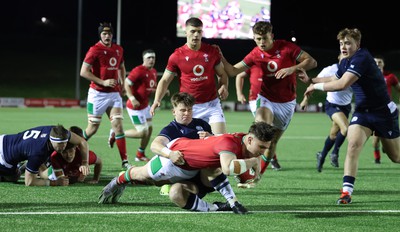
[[299, 95, 309, 110], [169, 150, 186, 165], [56, 176, 69, 186], [103, 79, 118, 87], [119, 87, 126, 97], [275, 67, 296, 79], [77, 173, 86, 182], [218, 85, 229, 100], [197, 131, 212, 139], [150, 101, 161, 116], [297, 68, 311, 83], [131, 99, 140, 108], [304, 84, 315, 97], [237, 94, 246, 104], [79, 164, 90, 176]]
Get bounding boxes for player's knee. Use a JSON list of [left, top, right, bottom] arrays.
[[340, 127, 348, 136], [169, 184, 184, 203], [88, 116, 102, 124], [134, 124, 149, 134], [110, 114, 124, 123]]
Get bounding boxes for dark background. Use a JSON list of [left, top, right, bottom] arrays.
[[2, 0, 400, 102]]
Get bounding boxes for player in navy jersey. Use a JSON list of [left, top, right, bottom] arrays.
[[301, 28, 400, 204], [301, 54, 353, 172], [150, 92, 215, 208], [217, 21, 317, 176], [99, 93, 276, 214], [0, 125, 90, 186]]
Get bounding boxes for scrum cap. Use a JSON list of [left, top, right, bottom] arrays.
[[98, 22, 113, 36]]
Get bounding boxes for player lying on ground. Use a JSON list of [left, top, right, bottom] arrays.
[[98, 121, 276, 214]]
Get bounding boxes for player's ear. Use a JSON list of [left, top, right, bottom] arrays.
[[246, 134, 254, 145]]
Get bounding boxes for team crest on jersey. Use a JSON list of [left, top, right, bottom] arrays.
[[104, 51, 107, 55], [185, 56, 189, 61], [261, 54, 264, 59], [203, 54, 209, 62], [275, 50, 281, 58], [116, 50, 120, 56]]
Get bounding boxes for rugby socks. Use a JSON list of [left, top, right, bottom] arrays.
[[322, 136, 335, 155], [137, 148, 145, 158], [374, 150, 381, 160], [115, 133, 128, 161], [117, 167, 132, 185], [321, 136, 335, 159], [260, 154, 270, 174], [332, 132, 346, 156], [83, 130, 89, 140], [183, 193, 218, 212], [342, 175, 355, 195], [210, 173, 236, 207]]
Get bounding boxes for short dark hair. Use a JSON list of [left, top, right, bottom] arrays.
[[171, 92, 196, 108], [248, 122, 276, 142], [374, 54, 385, 61], [50, 125, 70, 141], [63, 126, 83, 150], [252, 21, 273, 35], [69, 126, 83, 138], [186, 17, 203, 27], [142, 49, 155, 57]]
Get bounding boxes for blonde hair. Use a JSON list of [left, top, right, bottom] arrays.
[[337, 28, 362, 43]]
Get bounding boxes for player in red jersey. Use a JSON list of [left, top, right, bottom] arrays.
[[236, 65, 263, 117], [99, 122, 276, 214], [108, 49, 159, 162], [42, 126, 102, 185], [235, 65, 281, 173], [80, 22, 131, 169], [150, 17, 229, 135], [371, 55, 400, 164], [218, 21, 317, 175]]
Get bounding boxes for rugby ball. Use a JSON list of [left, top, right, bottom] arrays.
[[234, 168, 256, 184]]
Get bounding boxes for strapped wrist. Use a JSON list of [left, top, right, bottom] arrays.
[[313, 83, 325, 91], [161, 147, 172, 157]]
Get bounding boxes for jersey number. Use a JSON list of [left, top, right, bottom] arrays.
[[23, 130, 41, 140]]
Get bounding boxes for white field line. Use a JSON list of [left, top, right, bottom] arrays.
[[94, 135, 326, 140], [1, 210, 400, 215]]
